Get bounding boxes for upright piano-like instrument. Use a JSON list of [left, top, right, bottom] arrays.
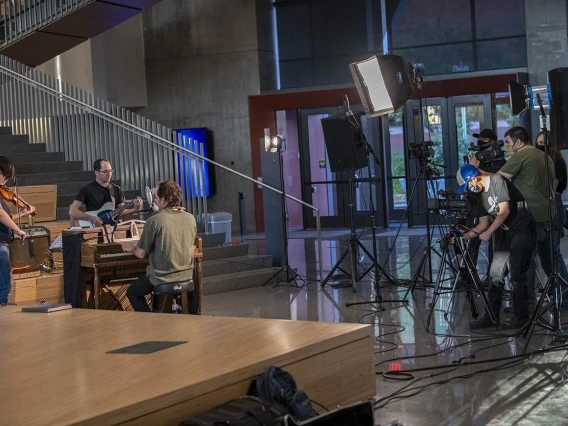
[[63, 225, 203, 313]]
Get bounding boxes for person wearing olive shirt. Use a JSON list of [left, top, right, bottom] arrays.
[[469, 126, 558, 314]]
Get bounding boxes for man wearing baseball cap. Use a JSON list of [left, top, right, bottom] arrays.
[[456, 163, 535, 329], [472, 128, 498, 144], [465, 128, 505, 287]]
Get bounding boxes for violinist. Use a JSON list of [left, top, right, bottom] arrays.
[[0, 156, 35, 306]]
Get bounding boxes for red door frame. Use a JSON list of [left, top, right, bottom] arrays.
[[248, 74, 515, 232]]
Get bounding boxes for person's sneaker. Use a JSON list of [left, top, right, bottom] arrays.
[[501, 316, 529, 330], [469, 314, 499, 329]]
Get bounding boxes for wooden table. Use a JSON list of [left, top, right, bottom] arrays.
[[0, 307, 375, 425]]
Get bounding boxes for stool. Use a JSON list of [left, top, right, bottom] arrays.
[[152, 280, 194, 314]]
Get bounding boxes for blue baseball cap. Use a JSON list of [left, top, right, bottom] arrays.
[[456, 164, 479, 194]]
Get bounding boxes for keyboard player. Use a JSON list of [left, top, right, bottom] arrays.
[[125, 181, 197, 312]]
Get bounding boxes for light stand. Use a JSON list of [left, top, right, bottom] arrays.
[[523, 94, 567, 352], [263, 142, 305, 288], [344, 134, 401, 309]]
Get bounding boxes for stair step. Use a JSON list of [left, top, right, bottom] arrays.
[[202, 244, 249, 260], [0, 135, 29, 144], [16, 161, 83, 175], [16, 171, 96, 186], [199, 232, 226, 248], [202, 268, 277, 295], [10, 152, 66, 164], [0, 127, 11, 135], [56, 180, 122, 196], [202, 255, 273, 277], [0, 143, 46, 154]]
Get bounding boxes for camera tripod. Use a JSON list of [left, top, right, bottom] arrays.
[[426, 226, 498, 332]]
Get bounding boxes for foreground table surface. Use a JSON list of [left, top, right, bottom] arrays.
[[0, 307, 374, 425]]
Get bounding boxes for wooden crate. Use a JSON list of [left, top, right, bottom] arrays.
[[8, 272, 64, 306], [7, 185, 58, 222]]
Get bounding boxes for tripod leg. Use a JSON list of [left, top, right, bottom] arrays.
[[320, 246, 350, 287], [348, 239, 357, 292], [426, 245, 450, 332], [356, 239, 396, 284]]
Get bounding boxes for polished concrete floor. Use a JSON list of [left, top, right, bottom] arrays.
[[202, 228, 568, 426]]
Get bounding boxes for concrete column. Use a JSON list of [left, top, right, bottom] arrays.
[[525, 0, 568, 139], [140, 0, 277, 233]]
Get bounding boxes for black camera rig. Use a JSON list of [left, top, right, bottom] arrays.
[[464, 140, 506, 173]]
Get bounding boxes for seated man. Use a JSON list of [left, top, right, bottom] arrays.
[[69, 158, 142, 227], [126, 181, 197, 312], [456, 164, 535, 329]]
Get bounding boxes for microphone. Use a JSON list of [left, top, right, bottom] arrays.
[[144, 186, 159, 212]]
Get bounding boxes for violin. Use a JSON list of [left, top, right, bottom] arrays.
[[0, 185, 36, 217]]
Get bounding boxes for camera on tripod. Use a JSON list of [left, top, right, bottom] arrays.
[[408, 141, 434, 160], [463, 140, 506, 173], [427, 189, 469, 221]]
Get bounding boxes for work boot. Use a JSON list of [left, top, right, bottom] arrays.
[[501, 316, 529, 330], [469, 285, 502, 329]]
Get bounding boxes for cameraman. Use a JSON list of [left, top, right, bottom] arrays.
[[456, 164, 535, 329], [469, 126, 557, 313], [466, 129, 506, 284]]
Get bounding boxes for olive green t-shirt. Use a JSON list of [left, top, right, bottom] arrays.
[[500, 147, 555, 223], [137, 209, 197, 286]]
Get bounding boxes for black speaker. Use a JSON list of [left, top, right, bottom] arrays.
[[321, 113, 368, 172], [549, 67, 568, 150]]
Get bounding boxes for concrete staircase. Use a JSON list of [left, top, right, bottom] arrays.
[[0, 126, 136, 221], [201, 243, 275, 295]]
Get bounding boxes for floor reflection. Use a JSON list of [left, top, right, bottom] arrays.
[[204, 230, 568, 426]]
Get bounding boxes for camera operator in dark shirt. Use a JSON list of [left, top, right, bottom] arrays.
[[464, 129, 507, 286], [457, 164, 536, 329]]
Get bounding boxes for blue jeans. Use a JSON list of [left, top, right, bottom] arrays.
[[0, 244, 12, 304]]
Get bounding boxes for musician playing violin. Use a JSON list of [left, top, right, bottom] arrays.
[[0, 156, 35, 306]]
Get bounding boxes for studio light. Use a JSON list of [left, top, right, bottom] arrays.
[[264, 134, 286, 153], [509, 68, 568, 149], [508, 81, 550, 115], [349, 54, 424, 117]]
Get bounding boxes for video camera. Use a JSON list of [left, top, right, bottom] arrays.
[[427, 190, 470, 230], [408, 141, 434, 161], [463, 140, 506, 173]]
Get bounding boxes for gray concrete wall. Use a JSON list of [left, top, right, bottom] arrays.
[[38, 15, 148, 108], [525, 0, 568, 139], [140, 0, 277, 233]]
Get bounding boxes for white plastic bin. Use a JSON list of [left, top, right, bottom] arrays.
[[208, 212, 232, 244]]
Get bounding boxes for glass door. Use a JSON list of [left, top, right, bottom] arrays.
[[405, 98, 449, 226], [448, 95, 492, 193]]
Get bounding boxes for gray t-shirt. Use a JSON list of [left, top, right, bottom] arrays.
[[137, 208, 197, 286]]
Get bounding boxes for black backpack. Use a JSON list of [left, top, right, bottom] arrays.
[[254, 366, 318, 421], [179, 396, 286, 426]]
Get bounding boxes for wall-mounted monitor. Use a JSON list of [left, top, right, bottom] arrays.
[[175, 127, 215, 198]]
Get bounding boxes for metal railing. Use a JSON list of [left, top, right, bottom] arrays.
[[0, 54, 324, 278], [0, 0, 89, 48]]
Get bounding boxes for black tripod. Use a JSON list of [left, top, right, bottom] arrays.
[[426, 224, 497, 332], [263, 151, 305, 287], [523, 96, 567, 351], [399, 153, 448, 303]]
